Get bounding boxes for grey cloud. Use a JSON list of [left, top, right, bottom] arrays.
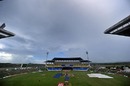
[[0, 0, 130, 63]]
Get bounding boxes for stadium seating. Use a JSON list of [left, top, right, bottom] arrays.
[[47, 67, 62, 71], [47, 67, 89, 71], [73, 67, 89, 71]]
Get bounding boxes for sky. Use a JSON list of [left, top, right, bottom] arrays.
[[0, 0, 130, 64]]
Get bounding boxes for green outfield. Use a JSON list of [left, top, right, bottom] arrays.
[[0, 71, 130, 86]]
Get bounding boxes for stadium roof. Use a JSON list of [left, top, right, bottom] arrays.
[[52, 57, 83, 60], [80, 60, 91, 62], [46, 57, 91, 62], [0, 23, 15, 39], [46, 60, 54, 62], [104, 15, 130, 37]]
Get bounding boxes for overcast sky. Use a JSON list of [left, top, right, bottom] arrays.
[[0, 0, 130, 63]]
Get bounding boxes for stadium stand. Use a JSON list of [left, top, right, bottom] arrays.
[[104, 15, 130, 37], [0, 23, 15, 39], [46, 57, 90, 71]]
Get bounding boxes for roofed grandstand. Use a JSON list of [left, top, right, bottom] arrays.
[[104, 15, 130, 37], [0, 23, 15, 39], [46, 57, 91, 71]]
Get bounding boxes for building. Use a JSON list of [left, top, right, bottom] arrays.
[[104, 15, 130, 37], [46, 57, 91, 71]]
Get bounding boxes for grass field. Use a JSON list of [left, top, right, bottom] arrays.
[[0, 71, 130, 86]]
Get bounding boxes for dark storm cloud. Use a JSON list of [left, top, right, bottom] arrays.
[[0, 0, 130, 63]]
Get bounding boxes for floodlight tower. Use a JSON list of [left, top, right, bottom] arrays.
[[86, 51, 91, 67], [46, 52, 49, 61], [45, 52, 49, 68], [86, 51, 89, 60]]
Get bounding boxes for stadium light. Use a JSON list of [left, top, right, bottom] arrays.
[[86, 51, 89, 60], [45, 52, 49, 68]]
